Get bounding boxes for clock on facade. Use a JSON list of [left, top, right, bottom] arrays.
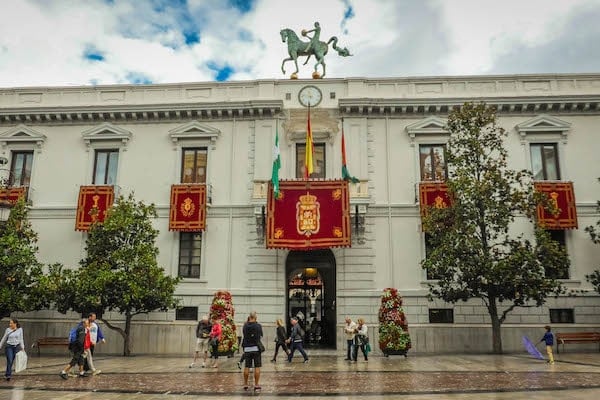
[[298, 85, 323, 107]]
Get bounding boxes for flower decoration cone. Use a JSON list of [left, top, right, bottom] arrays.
[[209, 290, 238, 355], [378, 288, 411, 356]]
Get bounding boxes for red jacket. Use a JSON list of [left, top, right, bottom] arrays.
[[210, 323, 222, 340]]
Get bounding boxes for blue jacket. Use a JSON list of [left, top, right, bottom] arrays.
[[541, 331, 554, 346]]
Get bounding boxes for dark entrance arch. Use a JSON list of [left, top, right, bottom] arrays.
[[286, 249, 336, 349]]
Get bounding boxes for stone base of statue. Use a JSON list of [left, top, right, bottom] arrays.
[[312, 71, 321, 79]]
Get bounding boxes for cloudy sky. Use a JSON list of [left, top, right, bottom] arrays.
[[1, 0, 599, 87]]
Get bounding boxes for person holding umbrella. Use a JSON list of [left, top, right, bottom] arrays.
[[540, 325, 555, 364]]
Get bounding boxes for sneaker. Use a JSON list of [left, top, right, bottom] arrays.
[[92, 369, 101, 376], [303, 359, 309, 363], [201, 362, 206, 368], [254, 386, 262, 393], [189, 362, 195, 368], [78, 373, 87, 378], [59, 372, 68, 380], [270, 359, 276, 362]]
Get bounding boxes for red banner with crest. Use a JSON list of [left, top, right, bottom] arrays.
[[75, 185, 114, 231], [534, 181, 578, 229], [169, 184, 206, 231], [0, 187, 27, 206], [419, 182, 451, 216], [266, 180, 351, 250]]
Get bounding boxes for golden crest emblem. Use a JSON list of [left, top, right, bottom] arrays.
[[333, 227, 342, 237], [296, 191, 320, 237], [550, 191, 560, 217], [332, 188, 342, 201], [180, 197, 195, 217], [434, 195, 447, 208]]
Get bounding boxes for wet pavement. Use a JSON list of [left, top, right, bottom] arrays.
[[1, 350, 600, 399]]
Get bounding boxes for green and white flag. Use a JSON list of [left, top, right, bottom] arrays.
[[271, 121, 281, 199]]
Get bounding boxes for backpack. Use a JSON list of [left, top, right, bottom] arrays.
[[68, 326, 78, 344]]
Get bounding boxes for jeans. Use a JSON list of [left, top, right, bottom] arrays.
[[346, 339, 354, 359], [4, 344, 18, 378], [288, 341, 308, 362]]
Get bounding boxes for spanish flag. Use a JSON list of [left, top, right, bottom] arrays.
[[304, 105, 314, 179]]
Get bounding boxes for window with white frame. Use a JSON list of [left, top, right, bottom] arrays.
[[179, 232, 202, 278], [10, 150, 33, 187], [93, 149, 119, 185], [419, 144, 447, 181], [530, 143, 560, 180], [181, 148, 207, 184], [296, 142, 326, 179]]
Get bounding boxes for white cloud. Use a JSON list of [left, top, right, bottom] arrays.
[[0, 0, 599, 87]]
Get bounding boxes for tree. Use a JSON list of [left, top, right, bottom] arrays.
[[0, 198, 51, 318], [585, 178, 600, 293], [422, 102, 569, 354], [57, 193, 180, 356]]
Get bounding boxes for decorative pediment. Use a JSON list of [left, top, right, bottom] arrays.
[[516, 115, 571, 142], [405, 116, 448, 144], [0, 124, 47, 150], [169, 121, 220, 149], [282, 109, 338, 145], [82, 123, 132, 149]]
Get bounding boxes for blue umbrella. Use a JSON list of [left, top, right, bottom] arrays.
[[522, 336, 544, 360]]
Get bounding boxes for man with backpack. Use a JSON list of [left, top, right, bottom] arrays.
[[60, 318, 88, 379], [286, 317, 309, 363]]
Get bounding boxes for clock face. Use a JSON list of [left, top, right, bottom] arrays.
[[298, 85, 322, 107]]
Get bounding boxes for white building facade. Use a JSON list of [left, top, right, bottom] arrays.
[[1, 74, 599, 355]]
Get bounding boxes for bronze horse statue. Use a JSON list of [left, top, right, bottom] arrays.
[[280, 28, 352, 78]]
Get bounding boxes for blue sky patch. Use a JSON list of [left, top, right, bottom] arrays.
[[83, 45, 105, 62], [183, 30, 200, 45], [228, 0, 254, 14], [207, 61, 234, 81], [125, 72, 153, 85], [341, 0, 355, 34]]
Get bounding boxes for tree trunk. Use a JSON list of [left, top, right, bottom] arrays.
[[488, 298, 503, 354], [123, 312, 132, 356]]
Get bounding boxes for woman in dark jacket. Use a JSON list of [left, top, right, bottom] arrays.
[[271, 318, 290, 362]]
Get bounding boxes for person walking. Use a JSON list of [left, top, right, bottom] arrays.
[[242, 311, 263, 393], [0, 318, 25, 381], [540, 325, 555, 364], [84, 312, 104, 374], [352, 318, 369, 362], [343, 317, 357, 361], [286, 317, 308, 363], [60, 318, 87, 379], [271, 318, 289, 362], [208, 317, 222, 368], [81, 319, 101, 375], [190, 315, 212, 368]]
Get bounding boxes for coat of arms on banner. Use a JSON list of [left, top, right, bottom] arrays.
[[297, 192, 320, 236]]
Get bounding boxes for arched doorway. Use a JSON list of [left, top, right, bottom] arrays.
[[286, 249, 336, 349]]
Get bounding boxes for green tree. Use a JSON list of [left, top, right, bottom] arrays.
[[57, 193, 180, 356], [585, 178, 600, 293], [422, 102, 569, 354], [0, 199, 54, 318]]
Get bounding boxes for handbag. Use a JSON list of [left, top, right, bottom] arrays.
[[257, 340, 265, 353], [15, 350, 27, 373]]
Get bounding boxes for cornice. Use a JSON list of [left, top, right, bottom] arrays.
[[339, 95, 600, 116], [0, 100, 284, 125]]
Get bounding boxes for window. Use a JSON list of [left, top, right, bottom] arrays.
[[530, 143, 560, 180], [176, 307, 198, 321], [429, 309, 454, 323], [296, 143, 325, 179], [179, 232, 202, 278], [549, 308, 574, 324], [545, 230, 569, 279], [181, 148, 207, 184], [419, 144, 446, 181], [93, 149, 119, 185], [10, 151, 33, 187]]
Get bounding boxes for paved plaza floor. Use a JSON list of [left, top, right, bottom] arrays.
[[1, 350, 600, 399]]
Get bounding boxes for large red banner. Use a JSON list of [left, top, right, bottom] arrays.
[[534, 181, 578, 229], [0, 187, 27, 205], [75, 185, 114, 231], [169, 184, 206, 231], [266, 180, 351, 250], [419, 182, 451, 215]]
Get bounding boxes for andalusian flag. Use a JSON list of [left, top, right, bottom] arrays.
[[341, 120, 359, 183], [271, 121, 281, 199], [304, 105, 314, 179]]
